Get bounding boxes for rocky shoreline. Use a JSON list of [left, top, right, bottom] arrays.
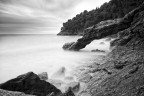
[[62, 2, 144, 96], [1, 2, 144, 96], [0, 72, 78, 96]]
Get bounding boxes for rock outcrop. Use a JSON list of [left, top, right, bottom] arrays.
[[0, 72, 61, 96], [38, 72, 48, 80], [58, 0, 143, 36], [63, 2, 144, 51]]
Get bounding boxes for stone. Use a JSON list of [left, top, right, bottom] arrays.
[[0, 72, 62, 96], [38, 72, 48, 80], [63, 42, 76, 50], [91, 49, 105, 53], [66, 82, 80, 92], [63, 87, 75, 96], [48, 79, 65, 88], [79, 74, 92, 83]]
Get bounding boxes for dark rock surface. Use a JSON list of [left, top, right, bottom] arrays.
[[62, 19, 121, 50], [57, 31, 83, 36], [62, 2, 144, 96], [66, 82, 80, 93], [91, 49, 105, 53], [0, 72, 62, 96], [61, 87, 75, 96]]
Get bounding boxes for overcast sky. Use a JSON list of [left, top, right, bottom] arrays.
[[0, 0, 110, 34]]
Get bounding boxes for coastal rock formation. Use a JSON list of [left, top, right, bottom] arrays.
[[58, 0, 143, 36], [63, 19, 121, 50], [74, 2, 144, 96], [0, 72, 61, 96], [63, 2, 144, 51]]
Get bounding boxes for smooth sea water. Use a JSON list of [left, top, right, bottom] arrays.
[[0, 34, 110, 84]]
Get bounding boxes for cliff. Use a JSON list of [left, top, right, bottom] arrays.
[[58, 0, 143, 36], [63, 2, 144, 51], [63, 2, 144, 96]]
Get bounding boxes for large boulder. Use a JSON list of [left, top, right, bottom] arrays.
[[0, 72, 62, 96]]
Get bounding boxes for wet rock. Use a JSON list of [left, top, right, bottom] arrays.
[[91, 49, 105, 53], [0, 72, 61, 96], [79, 74, 92, 83], [66, 82, 80, 92], [102, 68, 112, 75], [47, 92, 55, 96], [38, 72, 48, 80], [63, 42, 75, 50], [78, 92, 91, 96], [63, 87, 75, 96], [128, 66, 139, 74], [48, 79, 65, 88]]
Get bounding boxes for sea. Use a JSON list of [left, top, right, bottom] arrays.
[[0, 34, 110, 84]]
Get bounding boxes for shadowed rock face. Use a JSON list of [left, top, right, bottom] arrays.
[[0, 72, 61, 96], [63, 2, 144, 51]]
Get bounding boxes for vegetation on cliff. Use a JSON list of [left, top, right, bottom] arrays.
[[58, 0, 143, 35]]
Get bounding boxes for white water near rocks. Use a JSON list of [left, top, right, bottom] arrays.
[[0, 34, 110, 91]]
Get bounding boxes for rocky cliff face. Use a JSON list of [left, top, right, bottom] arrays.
[[63, 2, 144, 96], [63, 2, 144, 51]]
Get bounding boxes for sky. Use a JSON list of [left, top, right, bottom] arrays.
[[0, 0, 110, 34]]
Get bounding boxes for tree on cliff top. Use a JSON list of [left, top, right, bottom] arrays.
[[59, 0, 143, 35]]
